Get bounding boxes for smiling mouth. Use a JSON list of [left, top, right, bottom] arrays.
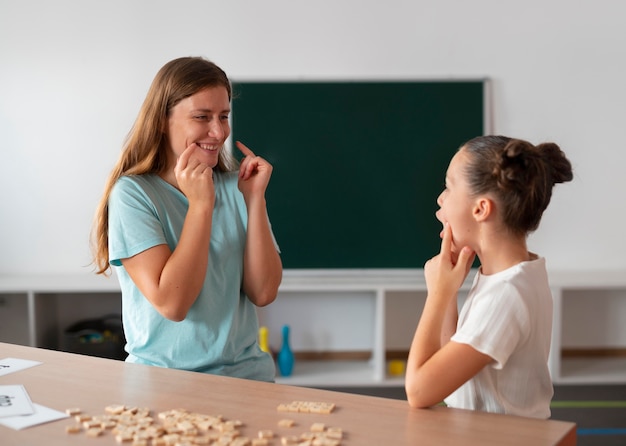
[[197, 143, 219, 151]]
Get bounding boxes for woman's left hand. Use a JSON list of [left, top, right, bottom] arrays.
[[236, 141, 273, 202]]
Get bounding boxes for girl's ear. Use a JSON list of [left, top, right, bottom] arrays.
[[473, 197, 493, 222]]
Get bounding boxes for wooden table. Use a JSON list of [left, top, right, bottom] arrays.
[[0, 343, 576, 445]]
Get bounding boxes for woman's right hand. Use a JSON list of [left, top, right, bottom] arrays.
[[123, 143, 215, 322], [174, 143, 215, 208]]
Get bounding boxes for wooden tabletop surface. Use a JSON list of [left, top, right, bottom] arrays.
[[0, 342, 576, 445]]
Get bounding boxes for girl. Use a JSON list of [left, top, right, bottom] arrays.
[[91, 57, 282, 381], [405, 135, 573, 418]]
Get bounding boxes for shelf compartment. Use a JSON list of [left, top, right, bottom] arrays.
[[559, 357, 626, 384], [275, 359, 378, 387], [257, 291, 377, 356], [0, 293, 30, 345]]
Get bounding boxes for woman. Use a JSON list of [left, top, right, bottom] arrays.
[[92, 57, 282, 381]]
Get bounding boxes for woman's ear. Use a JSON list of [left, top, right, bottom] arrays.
[[473, 197, 493, 222]]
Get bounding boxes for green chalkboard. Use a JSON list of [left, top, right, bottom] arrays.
[[232, 81, 485, 269]]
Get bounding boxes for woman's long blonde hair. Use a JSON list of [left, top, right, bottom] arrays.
[[91, 57, 237, 275]]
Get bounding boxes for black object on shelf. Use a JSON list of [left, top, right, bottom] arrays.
[[61, 314, 126, 360]]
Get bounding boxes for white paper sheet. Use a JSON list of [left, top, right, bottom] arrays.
[[0, 358, 42, 376], [0, 385, 35, 418], [0, 403, 69, 430]]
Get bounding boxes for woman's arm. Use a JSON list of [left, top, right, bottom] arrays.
[[121, 145, 215, 322], [242, 196, 283, 306], [237, 141, 282, 306]]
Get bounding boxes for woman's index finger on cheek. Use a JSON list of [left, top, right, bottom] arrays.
[[177, 143, 197, 168], [235, 140, 255, 158]]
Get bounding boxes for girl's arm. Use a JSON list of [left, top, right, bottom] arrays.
[[121, 144, 215, 322], [406, 340, 492, 408], [440, 293, 459, 346], [237, 141, 282, 306], [405, 224, 490, 408]]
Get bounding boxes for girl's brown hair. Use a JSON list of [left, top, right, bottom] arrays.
[[462, 135, 573, 236], [91, 57, 237, 275]]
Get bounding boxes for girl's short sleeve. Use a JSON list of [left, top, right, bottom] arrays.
[[451, 282, 531, 370]]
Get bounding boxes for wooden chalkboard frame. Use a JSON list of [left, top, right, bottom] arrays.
[[231, 80, 489, 270]]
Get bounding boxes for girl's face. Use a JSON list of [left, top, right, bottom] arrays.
[[435, 148, 477, 254], [165, 86, 231, 169]]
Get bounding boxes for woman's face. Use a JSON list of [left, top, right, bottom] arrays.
[[435, 148, 477, 254], [165, 86, 231, 169]]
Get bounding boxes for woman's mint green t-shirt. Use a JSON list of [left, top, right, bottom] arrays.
[[108, 172, 275, 382]]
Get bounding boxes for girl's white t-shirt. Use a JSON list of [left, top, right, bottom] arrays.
[[444, 257, 554, 419]]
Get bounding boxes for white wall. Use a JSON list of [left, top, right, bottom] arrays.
[[1, 0, 625, 275]]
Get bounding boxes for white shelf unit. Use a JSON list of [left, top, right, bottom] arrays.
[[548, 270, 626, 384], [257, 269, 626, 386], [1, 270, 625, 386], [0, 274, 122, 350], [260, 270, 473, 387]]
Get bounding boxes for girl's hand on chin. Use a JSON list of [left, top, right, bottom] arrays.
[[425, 223, 474, 297], [439, 222, 466, 266]]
